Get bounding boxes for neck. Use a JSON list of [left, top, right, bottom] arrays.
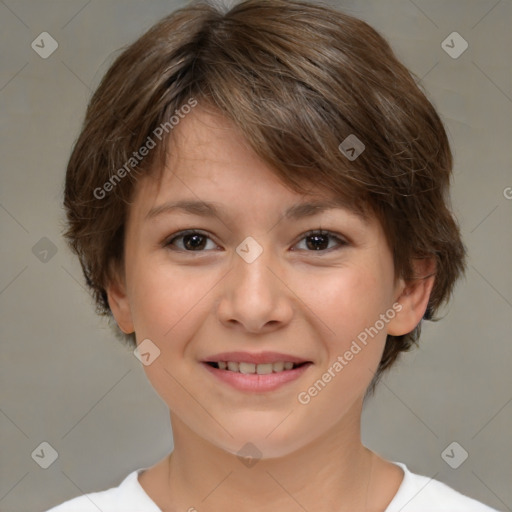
[[154, 400, 394, 511]]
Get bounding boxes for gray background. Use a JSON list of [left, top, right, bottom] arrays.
[[1, 0, 511, 510]]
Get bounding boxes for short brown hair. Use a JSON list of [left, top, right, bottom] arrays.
[[63, 0, 466, 391]]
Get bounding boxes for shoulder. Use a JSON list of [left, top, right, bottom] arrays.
[[386, 462, 502, 512], [44, 469, 160, 512]]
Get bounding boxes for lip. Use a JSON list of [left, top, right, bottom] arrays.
[[201, 351, 313, 392], [202, 351, 310, 365]]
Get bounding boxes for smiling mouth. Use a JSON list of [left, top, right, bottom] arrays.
[[205, 361, 309, 374]]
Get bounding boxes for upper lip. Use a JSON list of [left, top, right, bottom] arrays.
[[202, 351, 311, 365]]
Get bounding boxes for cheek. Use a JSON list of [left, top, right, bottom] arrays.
[[128, 261, 214, 389], [128, 258, 210, 338], [297, 260, 393, 397], [293, 270, 389, 419], [302, 262, 391, 337]]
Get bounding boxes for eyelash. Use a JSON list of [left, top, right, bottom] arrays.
[[164, 229, 348, 253]]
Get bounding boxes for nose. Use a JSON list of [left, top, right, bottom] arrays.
[[216, 241, 294, 333]]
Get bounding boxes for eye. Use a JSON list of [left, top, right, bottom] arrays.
[[164, 229, 348, 253], [165, 230, 219, 251], [292, 230, 347, 252]]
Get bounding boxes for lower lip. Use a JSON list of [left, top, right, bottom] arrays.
[[202, 362, 313, 392]]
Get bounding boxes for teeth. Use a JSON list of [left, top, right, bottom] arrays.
[[256, 363, 273, 375], [213, 361, 303, 374], [227, 361, 239, 372], [273, 361, 284, 372], [239, 362, 256, 374]]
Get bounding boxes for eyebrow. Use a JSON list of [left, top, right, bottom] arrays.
[[145, 198, 363, 223]]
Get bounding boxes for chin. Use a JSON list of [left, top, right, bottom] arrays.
[[209, 420, 319, 461]]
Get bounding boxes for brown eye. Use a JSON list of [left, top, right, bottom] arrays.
[[166, 230, 216, 251], [305, 233, 330, 251], [293, 230, 347, 252]]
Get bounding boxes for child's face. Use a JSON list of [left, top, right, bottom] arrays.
[[109, 105, 407, 458]]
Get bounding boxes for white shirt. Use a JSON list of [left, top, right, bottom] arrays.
[[45, 462, 501, 511]]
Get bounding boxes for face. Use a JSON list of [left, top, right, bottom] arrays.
[[108, 105, 412, 459]]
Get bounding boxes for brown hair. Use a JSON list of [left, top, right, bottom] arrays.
[[63, 0, 466, 392]]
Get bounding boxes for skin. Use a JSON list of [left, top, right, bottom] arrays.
[[107, 104, 435, 511]]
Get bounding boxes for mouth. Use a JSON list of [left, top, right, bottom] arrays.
[[201, 352, 313, 392], [204, 361, 309, 374]]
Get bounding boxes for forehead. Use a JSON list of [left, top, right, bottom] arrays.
[[129, 105, 370, 225]]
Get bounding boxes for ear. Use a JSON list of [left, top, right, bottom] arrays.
[[105, 263, 135, 334], [387, 257, 436, 337]]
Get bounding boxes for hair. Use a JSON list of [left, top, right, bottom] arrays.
[[63, 0, 466, 393]]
